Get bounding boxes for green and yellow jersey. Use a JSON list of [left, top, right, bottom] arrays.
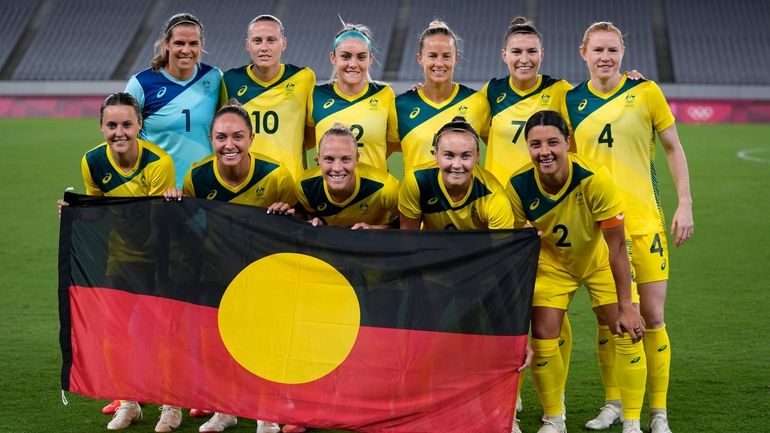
[[482, 74, 572, 183], [506, 153, 625, 278], [223, 63, 315, 181], [307, 82, 395, 171], [399, 163, 513, 230], [183, 152, 296, 206], [392, 84, 491, 173], [297, 163, 400, 227], [81, 139, 175, 197], [563, 75, 675, 235]]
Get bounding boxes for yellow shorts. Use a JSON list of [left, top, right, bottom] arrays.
[[533, 261, 639, 310], [629, 232, 669, 284]]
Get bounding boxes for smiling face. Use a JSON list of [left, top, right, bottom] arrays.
[[418, 34, 457, 86], [502, 33, 543, 88], [435, 130, 478, 193], [317, 134, 359, 200], [100, 104, 142, 158], [211, 112, 253, 170], [331, 37, 372, 92], [246, 20, 286, 74], [580, 30, 624, 83], [526, 124, 570, 181], [164, 24, 202, 80]]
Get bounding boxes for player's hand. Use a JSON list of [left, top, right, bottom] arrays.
[[163, 188, 183, 201], [308, 217, 324, 227], [267, 202, 295, 215], [517, 342, 534, 372], [670, 203, 694, 247], [625, 69, 645, 80], [56, 199, 69, 218], [615, 304, 646, 343]]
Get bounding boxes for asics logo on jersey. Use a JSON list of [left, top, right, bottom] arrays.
[[529, 198, 540, 210], [156, 87, 167, 98], [598, 338, 609, 345], [317, 203, 327, 211], [427, 197, 438, 205], [207, 190, 218, 200], [660, 259, 667, 270], [323, 99, 335, 109], [630, 356, 641, 364], [237, 85, 248, 96], [658, 345, 668, 352], [558, 339, 565, 346], [496, 93, 506, 104], [578, 99, 587, 111], [536, 361, 548, 367], [101, 173, 112, 184], [409, 107, 420, 119]]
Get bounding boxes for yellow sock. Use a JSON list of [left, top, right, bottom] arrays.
[[613, 334, 646, 420], [644, 325, 671, 410], [596, 324, 621, 401], [531, 338, 564, 417], [559, 314, 572, 396]]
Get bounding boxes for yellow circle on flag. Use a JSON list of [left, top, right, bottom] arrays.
[[218, 253, 360, 384]]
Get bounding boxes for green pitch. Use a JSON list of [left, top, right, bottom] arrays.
[[1, 119, 768, 432]]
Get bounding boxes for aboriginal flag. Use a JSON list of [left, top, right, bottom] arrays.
[[58, 193, 538, 433]]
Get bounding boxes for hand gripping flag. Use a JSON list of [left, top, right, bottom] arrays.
[[58, 193, 538, 433]]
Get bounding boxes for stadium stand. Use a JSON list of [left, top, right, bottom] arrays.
[[395, 0, 517, 83], [12, 0, 150, 80], [0, 0, 39, 74], [665, 0, 770, 84], [535, 0, 659, 83]]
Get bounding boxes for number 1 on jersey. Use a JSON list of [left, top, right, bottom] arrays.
[[182, 109, 190, 132]]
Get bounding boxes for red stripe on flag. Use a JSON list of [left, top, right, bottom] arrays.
[[68, 286, 525, 433]]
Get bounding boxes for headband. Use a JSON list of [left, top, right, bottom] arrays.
[[333, 29, 371, 51], [167, 19, 200, 34]]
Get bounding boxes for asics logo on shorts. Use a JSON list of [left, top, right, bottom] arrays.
[[630, 356, 641, 364]]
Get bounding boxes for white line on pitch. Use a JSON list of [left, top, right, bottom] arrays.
[[737, 148, 770, 164]]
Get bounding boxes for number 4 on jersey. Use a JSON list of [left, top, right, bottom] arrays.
[[598, 123, 614, 148]]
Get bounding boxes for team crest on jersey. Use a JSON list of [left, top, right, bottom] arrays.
[[140, 174, 147, 189], [207, 190, 218, 200], [574, 191, 584, 205], [409, 107, 421, 119], [323, 99, 335, 109], [368, 97, 378, 110], [625, 94, 636, 107], [102, 173, 112, 184], [578, 99, 588, 111], [496, 93, 506, 104], [359, 202, 369, 213], [156, 87, 167, 98], [202, 80, 211, 92], [540, 93, 551, 106], [529, 198, 540, 210], [317, 203, 328, 211], [458, 105, 468, 116], [237, 85, 248, 96], [256, 186, 266, 198], [285, 82, 295, 96]]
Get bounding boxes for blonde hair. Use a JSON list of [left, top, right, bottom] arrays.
[[330, 20, 375, 83], [318, 123, 358, 153], [581, 21, 625, 51], [151, 13, 204, 72]]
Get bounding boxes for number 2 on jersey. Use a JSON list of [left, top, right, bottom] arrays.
[[350, 124, 365, 147], [553, 224, 572, 247]]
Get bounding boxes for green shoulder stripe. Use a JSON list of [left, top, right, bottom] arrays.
[[414, 167, 492, 214], [488, 75, 561, 117], [510, 162, 594, 221], [565, 79, 646, 131], [311, 82, 386, 122], [190, 158, 279, 201], [85, 145, 160, 193], [395, 84, 477, 140], [300, 175, 385, 217], [223, 64, 304, 103]]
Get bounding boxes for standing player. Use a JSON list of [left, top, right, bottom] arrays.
[[506, 110, 647, 433], [223, 14, 315, 181], [398, 116, 512, 231], [164, 102, 295, 433], [58, 92, 175, 431], [126, 13, 223, 189], [392, 21, 490, 175], [564, 22, 694, 433], [306, 21, 396, 172]]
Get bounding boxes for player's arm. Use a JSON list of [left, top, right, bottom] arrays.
[[658, 124, 694, 247], [397, 170, 422, 230], [600, 215, 645, 342]]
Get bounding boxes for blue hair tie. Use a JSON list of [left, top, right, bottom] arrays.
[[332, 30, 371, 51]]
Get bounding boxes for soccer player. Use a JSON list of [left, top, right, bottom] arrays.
[[398, 116, 512, 231], [564, 22, 694, 433], [164, 102, 295, 433], [306, 21, 397, 172], [506, 110, 647, 433], [58, 92, 175, 431], [223, 14, 315, 181], [125, 13, 223, 189], [391, 21, 491, 175]]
